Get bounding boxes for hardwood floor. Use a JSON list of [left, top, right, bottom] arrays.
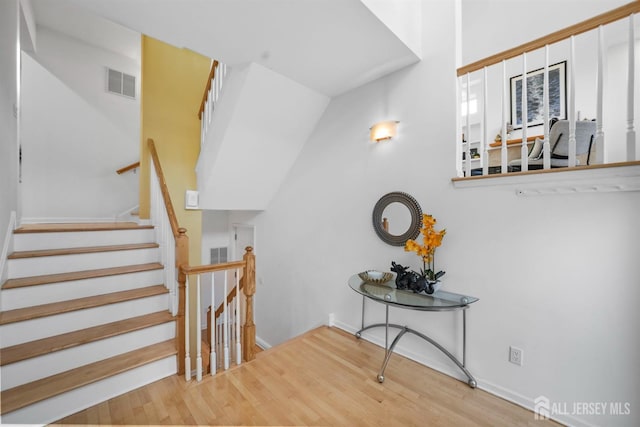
[[55, 327, 559, 426]]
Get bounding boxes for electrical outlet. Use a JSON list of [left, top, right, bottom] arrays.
[[509, 346, 523, 366]]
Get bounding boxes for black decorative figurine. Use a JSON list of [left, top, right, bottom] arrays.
[[390, 262, 419, 291]]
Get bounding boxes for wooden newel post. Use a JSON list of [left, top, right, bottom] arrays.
[[242, 246, 256, 362], [176, 227, 189, 375]]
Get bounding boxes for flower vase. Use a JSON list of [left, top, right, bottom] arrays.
[[425, 280, 442, 295]]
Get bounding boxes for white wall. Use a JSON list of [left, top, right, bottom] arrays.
[[20, 26, 140, 222], [0, 0, 19, 284], [460, 0, 631, 66], [220, 1, 640, 426]]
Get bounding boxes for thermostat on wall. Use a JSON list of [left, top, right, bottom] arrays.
[[185, 190, 199, 210]]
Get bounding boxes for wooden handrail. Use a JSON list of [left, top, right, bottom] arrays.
[[116, 161, 140, 175], [198, 60, 219, 119], [147, 139, 180, 238], [457, 1, 640, 76], [214, 277, 245, 319], [181, 260, 246, 275]]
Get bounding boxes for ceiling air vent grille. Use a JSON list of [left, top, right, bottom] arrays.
[[107, 68, 136, 99]]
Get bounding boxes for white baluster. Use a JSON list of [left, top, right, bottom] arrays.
[[210, 272, 216, 375], [196, 274, 202, 381], [521, 53, 529, 171], [543, 45, 551, 170], [482, 67, 488, 176], [208, 86, 213, 123], [223, 272, 230, 370], [627, 14, 637, 160], [185, 275, 191, 381], [501, 60, 508, 173], [465, 73, 471, 177], [568, 36, 577, 167], [235, 268, 242, 365], [595, 25, 605, 164], [456, 75, 463, 177]]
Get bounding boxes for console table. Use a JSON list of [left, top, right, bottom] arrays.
[[348, 274, 479, 388]]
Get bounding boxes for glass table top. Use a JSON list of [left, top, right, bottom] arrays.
[[348, 274, 478, 310]]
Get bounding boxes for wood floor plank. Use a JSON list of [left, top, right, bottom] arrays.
[[55, 326, 562, 426], [2, 262, 163, 290], [0, 285, 168, 325], [14, 222, 154, 233], [1, 340, 176, 415], [1, 311, 174, 366], [8, 243, 159, 259]]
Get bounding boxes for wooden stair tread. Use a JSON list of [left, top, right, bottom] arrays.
[[14, 222, 154, 233], [0, 339, 177, 415], [0, 285, 168, 325], [1, 311, 174, 366], [8, 243, 159, 259], [2, 262, 163, 290]]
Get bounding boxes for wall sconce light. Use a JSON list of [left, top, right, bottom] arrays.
[[370, 120, 399, 142]]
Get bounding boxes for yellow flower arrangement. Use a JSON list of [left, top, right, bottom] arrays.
[[404, 214, 446, 281]]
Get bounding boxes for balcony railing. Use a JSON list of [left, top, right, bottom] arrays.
[[456, 2, 640, 179]]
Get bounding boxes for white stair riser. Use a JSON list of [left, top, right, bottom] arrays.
[[1, 270, 164, 311], [1, 322, 175, 390], [13, 229, 156, 251], [0, 294, 169, 347], [8, 248, 160, 278], [1, 356, 176, 425]]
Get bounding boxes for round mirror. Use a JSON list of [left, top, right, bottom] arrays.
[[372, 192, 422, 246], [383, 202, 412, 236]]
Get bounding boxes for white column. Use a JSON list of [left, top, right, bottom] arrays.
[[521, 53, 529, 172], [568, 36, 577, 167], [595, 25, 605, 164], [196, 275, 202, 381], [501, 60, 508, 173], [185, 275, 191, 381], [543, 45, 551, 170], [627, 14, 637, 160]]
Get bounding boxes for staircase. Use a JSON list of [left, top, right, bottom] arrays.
[[0, 222, 178, 424]]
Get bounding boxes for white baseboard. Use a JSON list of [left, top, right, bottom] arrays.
[[255, 335, 271, 350], [0, 211, 16, 285], [330, 318, 582, 427]]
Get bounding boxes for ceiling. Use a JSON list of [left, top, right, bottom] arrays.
[[31, 0, 420, 97]]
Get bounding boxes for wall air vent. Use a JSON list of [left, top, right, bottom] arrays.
[[210, 247, 228, 264], [107, 68, 136, 99]]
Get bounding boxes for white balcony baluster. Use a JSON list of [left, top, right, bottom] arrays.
[[501, 60, 508, 174], [568, 36, 577, 167], [482, 67, 488, 176], [595, 25, 605, 164], [521, 53, 529, 172], [627, 14, 637, 160], [543, 45, 551, 170]]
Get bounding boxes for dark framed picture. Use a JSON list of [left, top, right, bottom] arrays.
[[510, 61, 566, 129]]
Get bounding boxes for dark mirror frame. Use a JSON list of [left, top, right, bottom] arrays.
[[372, 192, 422, 246]]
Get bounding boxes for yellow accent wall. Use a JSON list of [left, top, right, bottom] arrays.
[[140, 37, 210, 370], [140, 36, 210, 270]]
